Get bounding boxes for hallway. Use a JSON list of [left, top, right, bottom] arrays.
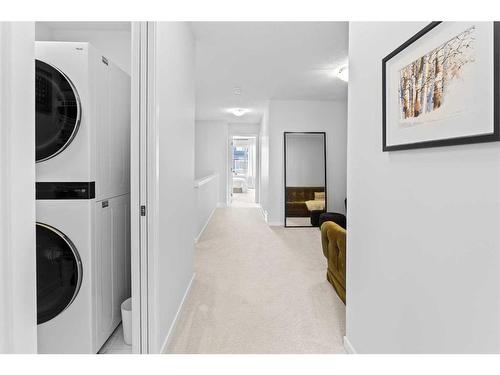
[[230, 188, 259, 208], [167, 207, 346, 353]]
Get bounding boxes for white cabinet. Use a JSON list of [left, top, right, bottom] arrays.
[[109, 63, 131, 197], [95, 58, 131, 201], [94, 194, 130, 348]]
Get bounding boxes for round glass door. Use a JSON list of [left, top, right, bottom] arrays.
[[36, 223, 83, 325], [36, 59, 81, 162]]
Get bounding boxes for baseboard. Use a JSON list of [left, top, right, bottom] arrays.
[[343, 336, 357, 354], [260, 208, 268, 221], [267, 221, 283, 226], [261, 209, 283, 226], [194, 207, 217, 243], [159, 273, 195, 354]]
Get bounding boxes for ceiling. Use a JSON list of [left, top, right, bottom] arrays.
[[192, 22, 348, 123], [40, 22, 131, 31]]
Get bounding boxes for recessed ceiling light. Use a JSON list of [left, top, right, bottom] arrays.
[[233, 87, 242, 95], [227, 108, 250, 117], [335, 65, 349, 82]]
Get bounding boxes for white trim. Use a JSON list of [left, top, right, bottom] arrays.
[[267, 221, 284, 227], [130, 21, 155, 354], [343, 336, 357, 354], [262, 208, 284, 226], [159, 273, 195, 354], [194, 173, 218, 188], [227, 131, 261, 207], [194, 207, 216, 243], [146, 21, 160, 355], [260, 208, 268, 221], [0, 22, 37, 354], [227, 134, 233, 206], [130, 21, 143, 355]]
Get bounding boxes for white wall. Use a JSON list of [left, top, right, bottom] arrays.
[[229, 123, 260, 136], [35, 23, 131, 75], [194, 121, 262, 206], [195, 120, 228, 205], [259, 107, 270, 218], [0, 22, 37, 353], [152, 22, 195, 353], [262, 100, 347, 225], [347, 22, 500, 353], [285, 134, 325, 187]]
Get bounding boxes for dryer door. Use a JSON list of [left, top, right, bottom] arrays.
[[36, 223, 83, 325], [35, 59, 81, 163]]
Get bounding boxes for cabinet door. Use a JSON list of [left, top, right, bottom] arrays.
[[108, 65, 131, 197], [95, 195, 131, 348], [95, 200, 114, 345], [95, 56, 111, 199], [111, 195, 130, 324]]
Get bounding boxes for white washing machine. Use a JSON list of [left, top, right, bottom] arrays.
[[35, 41, 130, 200], [36, 193, 131, 354]]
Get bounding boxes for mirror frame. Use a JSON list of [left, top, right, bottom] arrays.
[[283, 131, 327, 228]]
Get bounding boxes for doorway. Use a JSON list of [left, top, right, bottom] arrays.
[[229, 135, 259, 208], [34, 21, 135, 354]]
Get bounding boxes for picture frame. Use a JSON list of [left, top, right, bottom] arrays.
[[382, 22, 500, 151]]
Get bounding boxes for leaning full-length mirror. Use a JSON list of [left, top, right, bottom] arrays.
[[284, 132, 327, 227]]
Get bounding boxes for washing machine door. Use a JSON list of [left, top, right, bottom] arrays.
[[35, 59, 81, 163], [36, 223, 83, 325]]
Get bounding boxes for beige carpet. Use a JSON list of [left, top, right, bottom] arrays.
[[167, 207, 346, 354], [231, 188, 259, 207]]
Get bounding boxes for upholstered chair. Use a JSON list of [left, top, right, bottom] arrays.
[[321, 221, 346, 304]]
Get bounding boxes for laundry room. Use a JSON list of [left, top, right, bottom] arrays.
[[34, 22, 132, 354]]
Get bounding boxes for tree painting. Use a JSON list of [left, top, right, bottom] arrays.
[[399, 26, 475, 120]]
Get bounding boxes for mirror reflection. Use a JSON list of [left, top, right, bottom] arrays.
[[284, 132, 326, 227]]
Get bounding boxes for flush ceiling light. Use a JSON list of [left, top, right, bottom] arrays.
[[336, 65, 349, 82], [227, 108, 250, 117]]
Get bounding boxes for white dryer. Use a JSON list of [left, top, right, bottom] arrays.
[[35, 42, 130, 200], [36, 198, 93, 353], [36, 192, 131, 354]]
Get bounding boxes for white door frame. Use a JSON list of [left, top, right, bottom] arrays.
[[131, 21, 158, 354], [227, 136, 233, 206], [0, 21, 153, 354], [0, 21, 37, 354], [227, 133, 260, 207]]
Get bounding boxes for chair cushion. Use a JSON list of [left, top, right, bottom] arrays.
[[319, 212, 346, 229]]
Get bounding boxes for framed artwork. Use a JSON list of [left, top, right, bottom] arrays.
[[382, 22, 500, 151]]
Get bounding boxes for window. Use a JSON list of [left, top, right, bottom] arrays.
[[233, 146, 249, 175]]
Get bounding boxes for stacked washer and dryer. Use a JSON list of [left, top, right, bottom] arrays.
[[35, 42, 131, 354]]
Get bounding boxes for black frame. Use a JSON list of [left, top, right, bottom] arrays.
[[382, 22, 500, 151], [36, 181, 96, 200], [283, 131, 327, 228]]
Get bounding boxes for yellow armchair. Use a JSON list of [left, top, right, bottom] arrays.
[[321, 221, 346, 304]]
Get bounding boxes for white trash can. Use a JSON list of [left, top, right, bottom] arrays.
[[121, 297, 132, 346]]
